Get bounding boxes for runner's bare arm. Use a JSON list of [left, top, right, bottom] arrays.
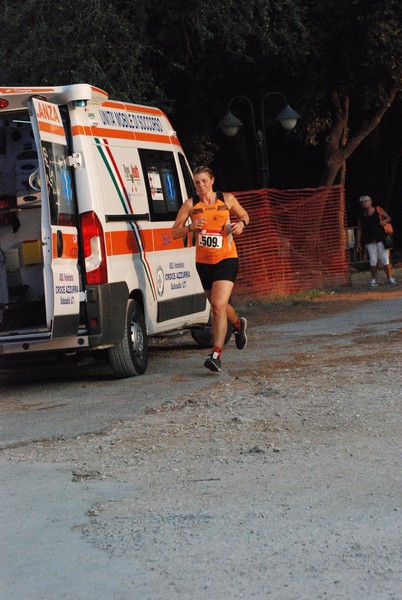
[[224, 193, 249, 235], [171, 199, 194, 239]]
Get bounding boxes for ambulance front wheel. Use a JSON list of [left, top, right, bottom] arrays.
[[108, 299, 148, 378]]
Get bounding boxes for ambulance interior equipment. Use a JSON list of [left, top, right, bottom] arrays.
[[0, 117, 43, 327]]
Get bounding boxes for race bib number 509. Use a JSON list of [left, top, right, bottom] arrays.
[[198, 229, 223, 249]]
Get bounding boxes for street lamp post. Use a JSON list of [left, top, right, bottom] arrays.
[[218, 93, 301, 188], [217, 95, 260, 176]]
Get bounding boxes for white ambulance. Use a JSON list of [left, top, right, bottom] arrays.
[[0, 83, 212, 377]]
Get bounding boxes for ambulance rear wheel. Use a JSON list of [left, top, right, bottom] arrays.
[[108, 299, 148, 378]]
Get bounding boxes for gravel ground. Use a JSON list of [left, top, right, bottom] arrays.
[[1, 275, 402, 600]]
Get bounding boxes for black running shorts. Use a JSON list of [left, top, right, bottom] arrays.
[[196, 258, 239, 291]]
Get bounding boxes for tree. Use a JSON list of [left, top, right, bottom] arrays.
[[0, 0, 154, 102], [0, 0, 401, 193], [299, 1, 402, 186], [144, 0, 402, 189], [143, 0, 312, 168], [317, 85, 400, 187]]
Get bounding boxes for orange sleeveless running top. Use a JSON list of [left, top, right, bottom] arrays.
[[193, 192, 238, 264]]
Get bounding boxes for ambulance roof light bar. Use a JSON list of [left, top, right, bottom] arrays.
[[0, 84, 108, 111]]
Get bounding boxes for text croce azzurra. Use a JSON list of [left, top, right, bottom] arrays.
[[99, 109, 163, 132]]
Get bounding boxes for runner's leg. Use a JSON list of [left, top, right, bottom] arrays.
[[226, 302, 238, 327], [209, 279, 234, 348]]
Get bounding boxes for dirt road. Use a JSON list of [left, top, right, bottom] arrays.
[[1, 286, 402, 600]]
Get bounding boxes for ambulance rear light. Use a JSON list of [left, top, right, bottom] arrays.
[[80, 211, 108, 285], [0, 99, 9, 109]]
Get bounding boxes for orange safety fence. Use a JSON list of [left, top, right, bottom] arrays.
[[232, 184, 350, 298]]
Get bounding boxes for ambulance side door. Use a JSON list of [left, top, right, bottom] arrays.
[[138, 148, 207, 328], [28, 97, 80, 337]]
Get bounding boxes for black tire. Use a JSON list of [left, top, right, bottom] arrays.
[[191, 321, 233, 349], [108, 299, 148, 378]]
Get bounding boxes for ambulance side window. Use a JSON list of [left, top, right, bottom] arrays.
[[178, 153, 195, 200], [41, 141, 75, 226], [139, 149, 182, 221]]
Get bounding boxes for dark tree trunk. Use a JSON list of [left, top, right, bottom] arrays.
[[317, 86, 400, 187]]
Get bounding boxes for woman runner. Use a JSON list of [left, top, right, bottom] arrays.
[[172, 166, 249, 372]]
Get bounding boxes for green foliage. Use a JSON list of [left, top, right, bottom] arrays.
[[0, 0, 401, 181], [0, 0, 154, 102], [293, 1, 402, 141]]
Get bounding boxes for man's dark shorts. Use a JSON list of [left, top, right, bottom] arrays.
[[196, 258, 239, 291]]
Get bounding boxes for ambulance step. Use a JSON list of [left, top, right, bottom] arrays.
[[0, 329, 50, 340], [0, 334, 89, 354]]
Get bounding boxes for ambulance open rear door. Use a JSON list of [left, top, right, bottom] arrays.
[[27, 97, 80, 338]]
